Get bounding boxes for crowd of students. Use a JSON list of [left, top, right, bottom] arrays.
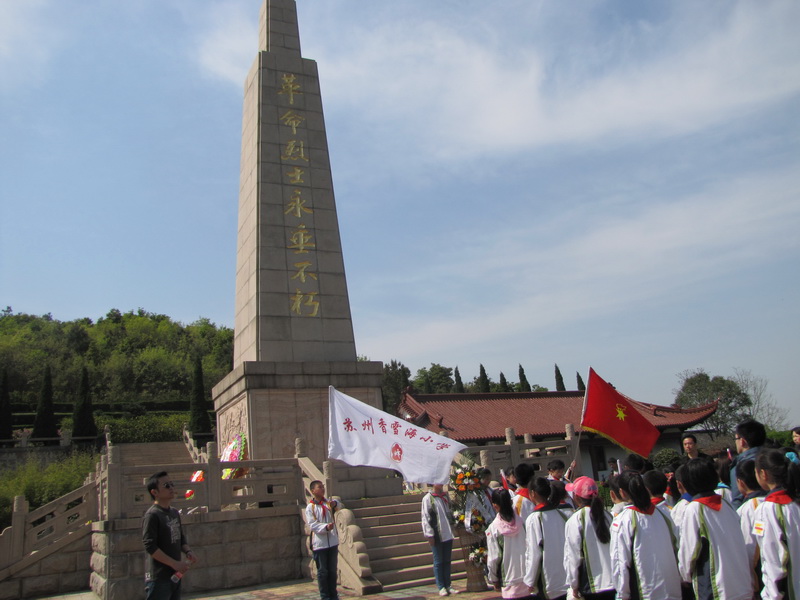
[[446, 420, 800, 600]]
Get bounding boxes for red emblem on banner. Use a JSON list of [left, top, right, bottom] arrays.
[[390, 443, 403, 462]]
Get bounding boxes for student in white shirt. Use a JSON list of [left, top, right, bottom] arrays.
[[486, 488, 528, 599], [304, 481, 341, 600], [677, 458, 753, 600], [563, 477, 614, 600], [753, 448, 800, 600], [734, 459, 767, 581], [669, 465, 692, 530], [643, 470, 673, 521], [465, 467, 496, 531], [421, 484, 459, 597], [524, 477, 570, 600], [610, 471, 681, 600], [511, 463, 536, 522]]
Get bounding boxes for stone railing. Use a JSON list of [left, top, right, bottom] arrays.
[[0, 482, 97, 576], [470, 425, 579, 480], [294, 437, 381, 594]]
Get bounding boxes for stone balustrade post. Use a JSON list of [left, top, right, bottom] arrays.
[[11, 495, 27, 564], [479, 450, 490, 470], [323, 460, 335, 498], [206, 443, 221, 511], [505, 427, 520, 462], [295, 437, 306, 458], [105, 445, 122, 520], [60, 428, 72, 447]]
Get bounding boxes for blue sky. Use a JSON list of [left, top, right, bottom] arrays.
[[2, 1, 798, 425]]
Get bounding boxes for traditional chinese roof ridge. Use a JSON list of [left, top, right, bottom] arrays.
[[397, 390, 718, 443]]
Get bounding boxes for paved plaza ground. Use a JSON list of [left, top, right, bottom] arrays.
[[38, 578, 503, 600]]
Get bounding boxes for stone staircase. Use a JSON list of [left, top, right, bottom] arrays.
[[347, 494, 470, 592], [114, 441, 193, 467]]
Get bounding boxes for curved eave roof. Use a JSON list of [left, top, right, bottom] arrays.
[[398, 391, 718, 443]]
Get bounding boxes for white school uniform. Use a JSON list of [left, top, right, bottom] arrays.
[[513, 490, 535, 523], [753, 489, 800, 600], [305, 497, 340, 550], [564, 506, 614, 596], [677, 495, 752, 600], [714, 483, 733, 504], [610, 505, 681, 600], [737, 494, 765, 568], [421, 492, 454, 542], [523, 506, 571, 598], [486, 514, 528, 599], [670, 498, 690, 530]]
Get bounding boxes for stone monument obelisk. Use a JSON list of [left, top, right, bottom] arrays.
[[212, 0, 383, 463]]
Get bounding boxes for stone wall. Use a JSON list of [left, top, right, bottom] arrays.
[[90, 505, 303, 600], [0, 528, 92, 600]]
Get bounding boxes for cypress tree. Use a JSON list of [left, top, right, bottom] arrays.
[[453, 366, 465, 393], [189, 357, 212, 436], [498, 372, 511, 392], [576, 372, 586, 392], [72, 366, 98, 442], [518, 364, 531, 392], [0, 368, 12, 446], [554, 363, 566, 392], [477, 364, 491, 393], [32, 365, 59, 444]]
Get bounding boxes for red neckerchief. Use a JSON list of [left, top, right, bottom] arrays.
[[515, 488, 532, 502], [533, 502, 548, 511], [431, 492, 449, 506], [627, 504, 655, 515], [693, 495, 722, 511], [765, 489, 793, 505], [650, 497, 662, 507], [311, 497, 329, 518]]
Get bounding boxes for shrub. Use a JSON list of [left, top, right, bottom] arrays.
[[651, 448, 682, 470], [0, 451, 96, 531], [98, 413, 188, 444]]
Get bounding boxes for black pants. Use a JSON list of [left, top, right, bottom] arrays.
[[313, 545, 339, 600]]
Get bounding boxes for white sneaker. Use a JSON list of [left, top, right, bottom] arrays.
[[439, 588, 449, 596], [448, 588, 460, 595]]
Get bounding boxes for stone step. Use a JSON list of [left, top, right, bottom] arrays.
[[368, 540, 431, 560], [380, 571, 467, 593], [114, 442, 193, 467], [374, 561, 467, 586], [345, 494, 422, 510], [357, 511, 421, 527], [371, 550, 439, 572], [350, 501, 421, 519], [362, 530, 427, 549], [359, 521, 421, 539]]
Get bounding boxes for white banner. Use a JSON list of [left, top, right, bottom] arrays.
[[327, 386, 467, 484]]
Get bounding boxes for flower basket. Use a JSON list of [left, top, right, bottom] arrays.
[[456, 527, 488, 592]]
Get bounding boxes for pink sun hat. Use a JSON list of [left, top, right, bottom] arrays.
[[566, 476, 598, 498]]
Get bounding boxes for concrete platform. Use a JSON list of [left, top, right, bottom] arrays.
[[37, 578, 502, 600]]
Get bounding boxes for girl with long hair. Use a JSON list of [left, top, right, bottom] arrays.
[[486, 488, 528, 599], [753, 448, 800, 600], [564, 477, 614, 600], [610, 471, 681, 600]]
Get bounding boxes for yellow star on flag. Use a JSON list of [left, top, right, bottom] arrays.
[[615, 403, 627, 421]]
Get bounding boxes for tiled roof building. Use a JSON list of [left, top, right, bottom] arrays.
[[399, 390, 717, 443]]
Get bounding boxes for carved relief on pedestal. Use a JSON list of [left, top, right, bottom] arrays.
[[218, 397, 249, 453]]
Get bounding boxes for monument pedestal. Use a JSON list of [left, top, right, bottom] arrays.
[[212, 361, 383, 463]]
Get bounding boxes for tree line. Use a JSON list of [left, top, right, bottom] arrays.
[[0, 307, 229, 440]]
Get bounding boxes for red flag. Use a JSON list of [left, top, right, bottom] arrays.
[[581, 368, 660, 458]]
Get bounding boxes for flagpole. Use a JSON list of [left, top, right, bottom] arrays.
[[569, 367, 591, 479]]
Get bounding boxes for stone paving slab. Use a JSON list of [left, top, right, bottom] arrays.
[[37, 579, 502, 600]]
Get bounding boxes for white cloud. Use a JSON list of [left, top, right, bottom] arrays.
[[354, 165, 800, 363], [313, 1, 800, 160]]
